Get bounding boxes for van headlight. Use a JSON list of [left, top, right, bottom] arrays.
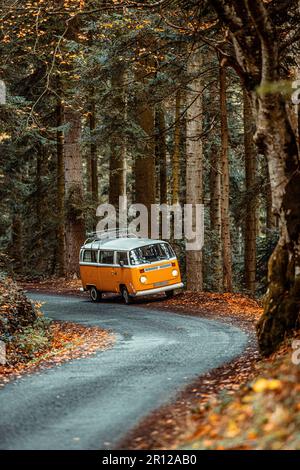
[[140, 275, 148, 284], [172, 269, 178, 277]]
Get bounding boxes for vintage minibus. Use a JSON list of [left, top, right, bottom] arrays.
[[79, 234, 183, 303]]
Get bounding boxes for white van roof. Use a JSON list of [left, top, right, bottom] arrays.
[[81, 238, 167, 251]]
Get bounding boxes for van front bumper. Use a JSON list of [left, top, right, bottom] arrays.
[[133, 282, 184, 297]]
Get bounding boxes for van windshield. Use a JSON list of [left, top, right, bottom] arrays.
[[129, 243, 175, 265]]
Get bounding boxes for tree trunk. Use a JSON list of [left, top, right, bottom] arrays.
[[134, 70, 156, 219], [209, 142, 223, 292], [64, 107, 85, 277], [109, 68, 127, 209], [185, 51, 203, 291], [255, 92, 300, 355], [89, 89, 98, 204], [243, 89, 257, 293], [155, 104, 167, 205], [265, 161, 276, 237], [219, 64, 233, 292], [172, 90, 181, 205], [35, 149, 47, 273], [56, 91, 65, 277]]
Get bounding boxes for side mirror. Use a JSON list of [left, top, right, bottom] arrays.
[[119, 260, 125, 267]]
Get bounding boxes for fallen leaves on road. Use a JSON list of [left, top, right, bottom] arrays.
[[20, 277, 83, 296], [151, 291, 263, 323]]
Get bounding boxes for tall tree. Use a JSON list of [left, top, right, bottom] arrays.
[[154, 103, 167, 240], [172, 90, 181, 205], [109, 67, 127, 209], [243, 89, 257, 293], [155, 103, 167, 204], [64, 107, 85, 277], [185, 50, 203, 291], [56, 87, 65, 277], [219, 63, 232, 292], [209, 142, 223, 292], [208, 64, 223, 293], [89, 87, 99, 205], [134, 65, 156, 220]]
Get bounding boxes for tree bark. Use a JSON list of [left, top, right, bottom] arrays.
[[56, 91, 65, 277], [35, 148, 48, 273], [64, 107, 85, 277], [219, 64, 233, 292], [265, 161, 276, 237], [185, 51, 203, 291], [243, 89, 257, 293], [89, 88, 98, 204], [172, 90, 181, 205], [109, 68, 127, 208], [255, 91, 300, 354], [210, 142, 223, 292], [154, 104, 168, 239], [134, 69, 156, 218], [156, 104, 167, 205]]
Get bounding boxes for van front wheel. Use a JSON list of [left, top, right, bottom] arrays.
[[121, 286, 131, 305], [90, 286, 102, 302], [165, 290, 174, 299]]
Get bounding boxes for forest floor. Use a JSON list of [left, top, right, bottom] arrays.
[[18, 278, 300, 450]]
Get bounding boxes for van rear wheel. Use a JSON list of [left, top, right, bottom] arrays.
[[90, 286, 102, 302], [121, 286, 131, 305]]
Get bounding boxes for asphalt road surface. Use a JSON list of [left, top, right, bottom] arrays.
[[0, 293, 248, 450]]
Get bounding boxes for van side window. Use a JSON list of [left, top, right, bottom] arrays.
[[100, 251, 114, 264], [83, 250, 98, 263], [116, 252, 128, 266]]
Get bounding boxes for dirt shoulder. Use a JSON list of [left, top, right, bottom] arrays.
[[0, 278, 115, 386], [20, 278, 86, 297], [0, 319, 115, 386]]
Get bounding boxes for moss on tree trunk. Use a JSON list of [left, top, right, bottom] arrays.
[[257, 240, 300, 355]]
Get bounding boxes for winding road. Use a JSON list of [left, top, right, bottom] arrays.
[[0, 293, 248, 450]]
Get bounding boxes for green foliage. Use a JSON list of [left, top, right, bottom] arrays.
[[0, 277, 52, 364], [12, 317, 52, 360]]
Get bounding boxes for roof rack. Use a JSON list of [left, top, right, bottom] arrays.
[[84, 228, 138, 246]]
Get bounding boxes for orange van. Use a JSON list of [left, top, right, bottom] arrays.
[[79, 235, 183, 303]]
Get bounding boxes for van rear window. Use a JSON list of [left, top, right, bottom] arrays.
[[83, 250, 98, 263]]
